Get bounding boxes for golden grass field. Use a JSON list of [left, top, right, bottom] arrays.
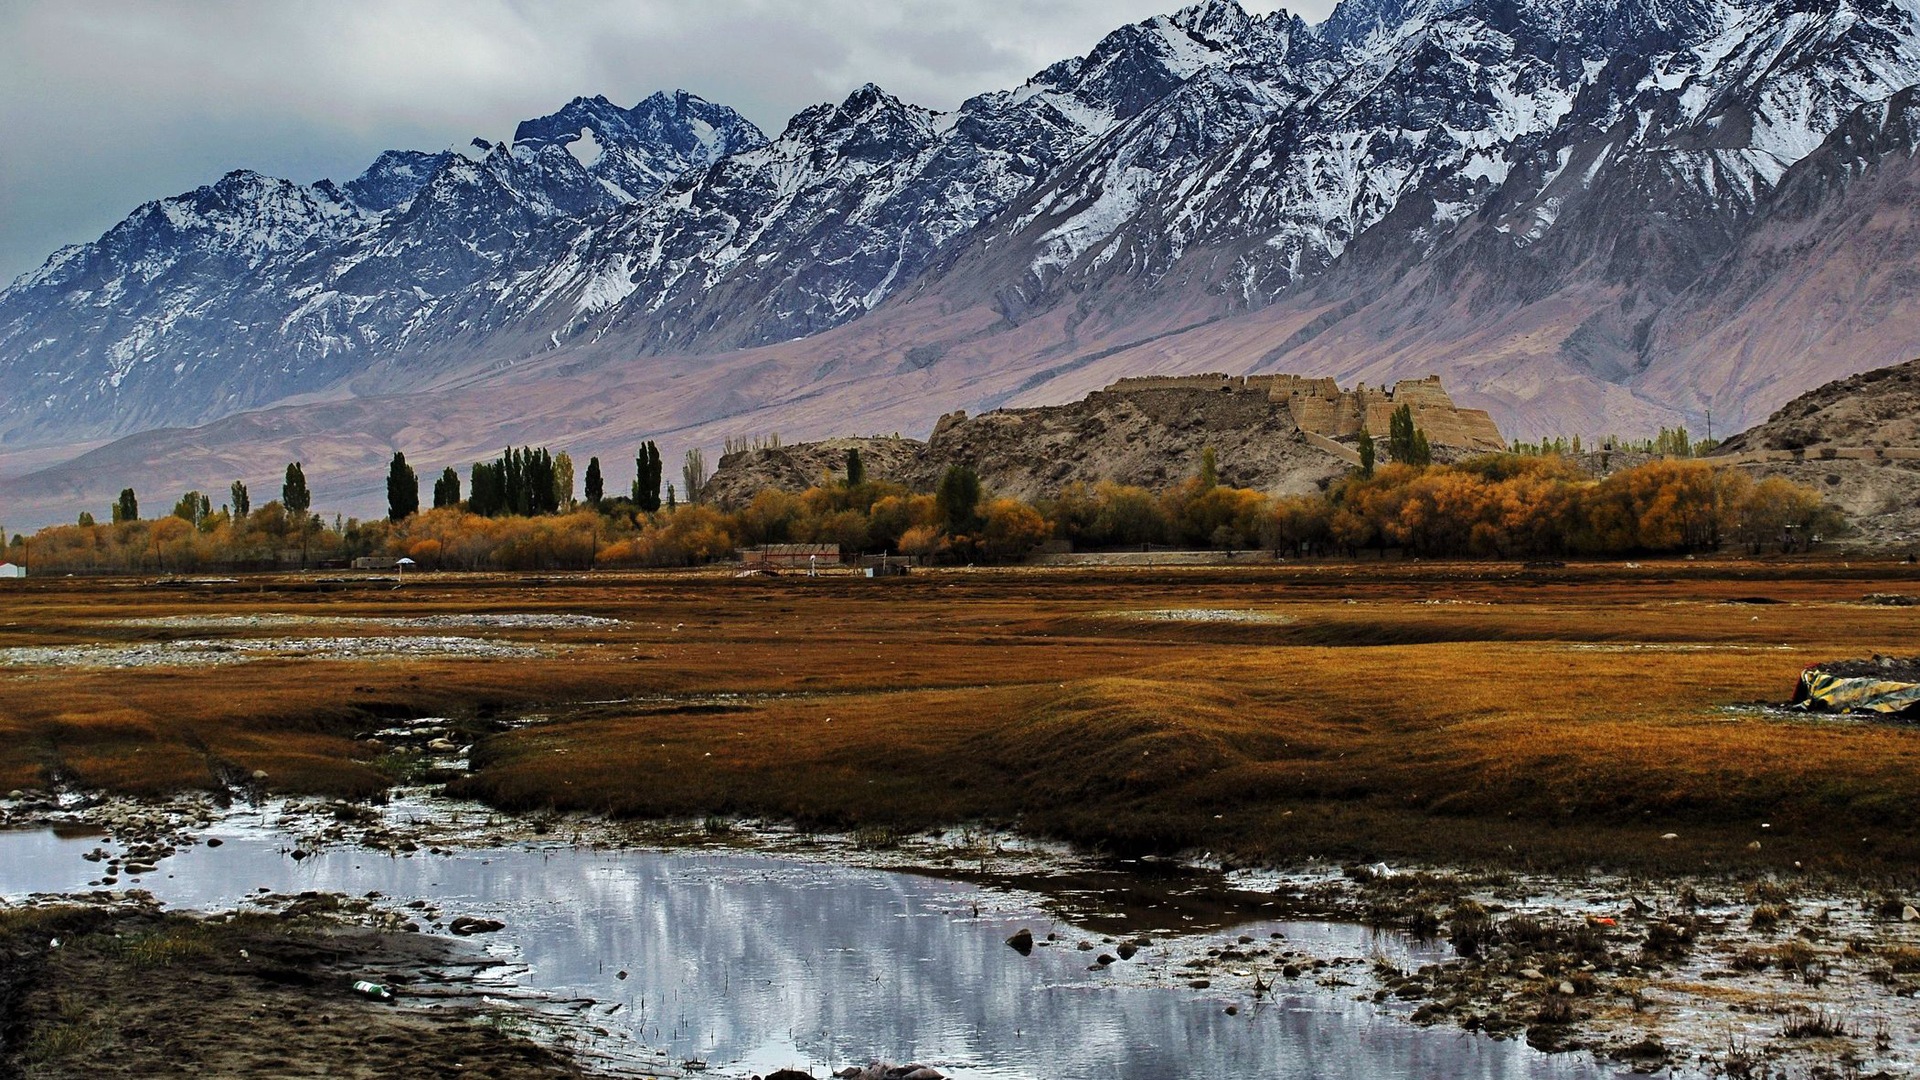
[[5, 559, 1920, 875]]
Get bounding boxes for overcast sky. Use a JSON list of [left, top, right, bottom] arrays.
[[0, 0, 1337, 284]]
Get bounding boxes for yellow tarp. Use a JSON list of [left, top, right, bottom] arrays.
[[1793, 670, 1920, 715]]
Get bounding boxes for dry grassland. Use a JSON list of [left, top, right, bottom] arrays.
[[4, 560, 1920, 875]]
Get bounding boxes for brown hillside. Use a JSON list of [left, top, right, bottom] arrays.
[[1716, 358, 1920, 453], [701, 375, 1501, 508], [1713, 357, 1920, 546]]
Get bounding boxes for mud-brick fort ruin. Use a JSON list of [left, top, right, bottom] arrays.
[[1099, 373, 1507, 452]]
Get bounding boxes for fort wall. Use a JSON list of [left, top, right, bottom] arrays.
[[1100, 372, 1506, 451]]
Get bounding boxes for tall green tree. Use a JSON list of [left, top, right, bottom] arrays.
[[1387, 405, 1432, 466], [172, 491, 211, 526], [282, 463, 311, 515], [1198, 446, 1219, 490], [387, 452, 420, 522], [846, 447, 865, 487], [465, 447, 561, 518], [553, 452, 575, 509], [433, 467, 461, 509], [282, 462, 313, 568], [633, 442, 663, 512], [584, 457, 604, 505], [470, 461, 501, 516], [230, 481, 250, 520], [1357, 430, 1376, 478], [113, 488, 139, 523], [935, 465, 982, 536], [681, 448, 707, 504]]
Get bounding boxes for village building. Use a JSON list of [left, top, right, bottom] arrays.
[[739, 544, 842, 572], [0, 562, 24, 578]]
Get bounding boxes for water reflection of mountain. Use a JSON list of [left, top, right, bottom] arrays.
[[0, 832, 1603, 1079]]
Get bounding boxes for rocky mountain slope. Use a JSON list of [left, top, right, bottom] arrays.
[[0, 91, 766, 443], [7, 0, 1920, 525]]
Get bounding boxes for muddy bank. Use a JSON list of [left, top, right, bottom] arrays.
[[0, 898, 582, 1080], [11, 789, 1920, 1077]]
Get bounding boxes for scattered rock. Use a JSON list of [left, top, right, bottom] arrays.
[[1903, 905, 1918, 923], [205, 837, 223, 848], [448, 916, 505, 936], [1006, 928, 1033, 955], [834, 1064, 943, 1080], [1116, 942, 1138, 960]]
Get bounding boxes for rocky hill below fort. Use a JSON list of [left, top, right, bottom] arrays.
[[700, 373, 1502, 508], [1713, 358, 1920, 546]]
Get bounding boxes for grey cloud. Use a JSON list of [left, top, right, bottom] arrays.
[[0, 0, 1336, 282]]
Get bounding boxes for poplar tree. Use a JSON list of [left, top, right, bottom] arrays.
[[936, 465, 982, 536], [433, 467, 461, 509], [633, 442, 662, 512], [113, 488, 140, 523], [230, 480, 250, 520], [172, 491, 211, 526], [846, 448, 865, 487], [553, 451, 575, 510], [282, 463, 311, 515], [1387, 405, 1432, 466], [387, 452, 420, 521], [681, 448, 707, 504], [283, 462, 313, 569], [584, 457, 604, 505]]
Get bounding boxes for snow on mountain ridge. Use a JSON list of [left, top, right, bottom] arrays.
[[5, 0, 1920, 451]]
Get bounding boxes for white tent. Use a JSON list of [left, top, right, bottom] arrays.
[[0, 563, 24, 579]]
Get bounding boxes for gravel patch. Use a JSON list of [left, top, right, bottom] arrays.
[[0, 636, 546, 668], [1109, 608, 1295, 624], [108, 613, 623, 630]]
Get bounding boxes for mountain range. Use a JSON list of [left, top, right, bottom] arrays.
[[5, 0, 1920, 525]]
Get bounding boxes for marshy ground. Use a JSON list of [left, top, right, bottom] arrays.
[[4, 558, 1919, 873], [6, 558, 1920, 1076]]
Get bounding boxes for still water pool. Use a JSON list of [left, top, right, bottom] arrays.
[[0, 813, 1618, 1079]]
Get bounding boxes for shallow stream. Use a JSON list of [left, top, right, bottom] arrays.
[[0, 806, 1617, 1079]]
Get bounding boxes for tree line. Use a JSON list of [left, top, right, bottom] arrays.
[[11, 434, 1844, 575]]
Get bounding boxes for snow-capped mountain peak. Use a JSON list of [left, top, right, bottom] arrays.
[[5, 0, 1920, 457]]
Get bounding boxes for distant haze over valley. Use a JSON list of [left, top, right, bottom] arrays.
[[4, 0, 1920, 526]]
